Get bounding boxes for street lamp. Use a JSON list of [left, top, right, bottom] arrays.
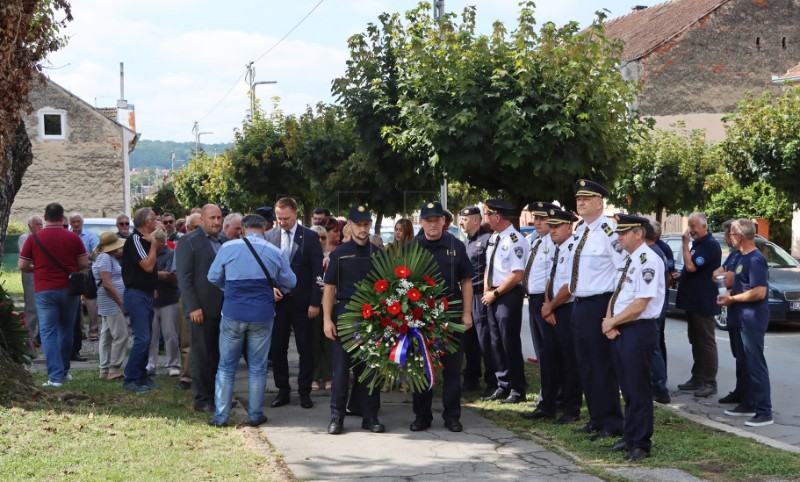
[[246, 61, 277, 118], [192, 121, 213, 158]]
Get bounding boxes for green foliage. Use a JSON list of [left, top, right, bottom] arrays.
[[4, 221, 26, 236], [173, 151, 257, 212], [446, 181, 494, 213], [722, 88, 800, 200], [0, 281, 34, 365], [132, 182, 187, 217], [130, 140, 233, 170], [611, 124, 722, 222]]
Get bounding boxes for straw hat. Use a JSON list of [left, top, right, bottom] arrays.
[[97, 231, 125, 253]]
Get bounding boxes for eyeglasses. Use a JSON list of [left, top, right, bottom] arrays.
[[117, 222, 130, 226], [163, 220, 174, 224]]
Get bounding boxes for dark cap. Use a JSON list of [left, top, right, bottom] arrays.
[[420, 201, 445, 219], [528, 201, 559, 217], [484, 199, 517, 218], [546, 209, 579, 225], [614, 213, 650, 233], [574, 179, 610, 198], [460, 206, 481, 216], [348, 204, 371, 223], [255, 206, 275, 221]]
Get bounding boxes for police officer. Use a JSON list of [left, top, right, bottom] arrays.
[[601, 214, 665, 461], [570, 180, 625, 440], [255, 206, 276, 232], [412, 201, 474, 432], [522, 208, 582, 424], [459, 206, 496, 398], [322, 204, 384, 435], [481, 199, 529, 404]]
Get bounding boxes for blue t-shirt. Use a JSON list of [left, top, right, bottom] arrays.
[[676, 232, 722, 316], [729, 250, 769, 332], [723, 249, 742, 328]]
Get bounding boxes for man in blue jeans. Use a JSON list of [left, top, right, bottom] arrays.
[[121, 207, 159, 393], [206, 214, 296, 427]]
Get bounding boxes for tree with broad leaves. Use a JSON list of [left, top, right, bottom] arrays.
[[173, 150, 257, 213], [385, 1, 649, 213]]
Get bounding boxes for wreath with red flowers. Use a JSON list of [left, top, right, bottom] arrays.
[[338, 241, 465, 394]]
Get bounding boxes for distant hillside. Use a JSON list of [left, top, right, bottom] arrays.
[[130, 140, 234, 170]]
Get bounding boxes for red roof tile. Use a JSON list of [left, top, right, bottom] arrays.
[[604, 0, 731, 62], [776, 63, 800, 80]]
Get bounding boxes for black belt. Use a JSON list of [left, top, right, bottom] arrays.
[[527, 292, 545, 297], [626, 318, 656, 327], [574, 292, 612, 302]]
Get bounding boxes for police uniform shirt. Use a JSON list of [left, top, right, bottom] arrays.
[[551, 236, 576, 303], [416, 232, 474, 300], [570, 215, 626, 297], [465, 230, 492, 292], [611, 244, 665, 320], [675, 232, 722, 316], [525, 233, 555, 295], [486, 225, 529, 287], [729, 249, 769, 331], [722, 249, 743, 329], [323, 240, 378, 302]]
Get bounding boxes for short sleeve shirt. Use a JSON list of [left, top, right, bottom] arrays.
[[486, 225, 528, 287], [464, 230, 491, 291], [525, 234, 555, 295], [19, 225, 87, 293], [675, 232, 722, 316], [729, 250, 769, 331], [416, 232, 474, 300], [723, 249, 743, 328], [612, 244, 665, 320], [551, 237, 576, 303], [92, 253, 125, 316], [121, 229, 157, 292], [570, 215, 626, 297]]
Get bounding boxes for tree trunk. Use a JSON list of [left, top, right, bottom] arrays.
[[0, 119, 33, 255], [374, 212, 383, 234], [655, 200, 665, 225]]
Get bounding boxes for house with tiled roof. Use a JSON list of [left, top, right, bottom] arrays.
[[773, 62, 800, 84], [605, 0, 799, 140]]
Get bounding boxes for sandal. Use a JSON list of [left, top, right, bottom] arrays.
[[324, 380, 332, 390], [311, 381, 320, 391]]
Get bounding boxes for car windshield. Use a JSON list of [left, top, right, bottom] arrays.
[[756, 240, 798, 268]]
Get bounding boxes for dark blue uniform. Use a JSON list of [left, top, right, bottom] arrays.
[[654, 238, 674, 372], [723, 250, 749, 403], [647, 242, 669, 401], [414, 232, 474, 423], [462, 229, 496, 393], [324, 240, 381, 421]]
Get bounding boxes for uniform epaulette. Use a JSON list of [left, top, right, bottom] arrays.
[[576, 219, 585, 228], [510, 233, 518, 243], [640, 252, 647, 264], [601, 223, 613, 236]]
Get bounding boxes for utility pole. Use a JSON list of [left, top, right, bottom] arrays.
[[434, 1, 448, 210], [192, 121, 213, 158], [246, 61, 277, 119]]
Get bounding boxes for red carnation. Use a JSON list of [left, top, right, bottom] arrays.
[[374, 279, 389, 293], [380, 317, 391, 328], [362, 303, 374, 318], [411, 307, 423, 320], [394, 265, 411, 279], [441, 297, 449, 310], [407, 288, 421, 302], [399, 323, 409, 334], [387, 302, 401, 315], [426, 298, 436, 309], [380, 299, 387, 305], [424, 275, 436, 287]]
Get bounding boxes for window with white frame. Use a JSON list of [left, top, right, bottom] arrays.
[[37, 108, 67, 140]]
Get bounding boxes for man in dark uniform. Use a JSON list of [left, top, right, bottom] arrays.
[[412, 201, 474, 432], [602, 214, 665, 461], [715, 220, 746, 406], [458, 205, 495, 397], [255, 206, 275, 232], [322, 204, 384, 434], [675, 212, 721, 398], [481, 199, 529, 404]]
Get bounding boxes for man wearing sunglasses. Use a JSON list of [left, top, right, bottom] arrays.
[[163, 213, 181, 242], [116, 214, 131, 239]]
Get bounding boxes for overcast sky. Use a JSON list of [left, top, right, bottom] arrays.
[[45, 0, 652, 144]]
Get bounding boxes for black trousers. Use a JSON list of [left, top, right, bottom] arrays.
[[271, 294, 314, 395], [413, 336, 463, 422], [487, 285, 527, 396], [330, 337, 379, 420], [536, 301, 582, 417], [462, 292, 496, 389], [571, 294, 623, 433], [190, 313, 221, 405]]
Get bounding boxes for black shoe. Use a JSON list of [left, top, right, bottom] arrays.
[[499, 394, 526, 404], [554, 414, 580, 425], [480, 386, 498, 399], [677, 378, 702, 391], [444, 419, 463, 432], [194, 402, 215, 413], [694, 384, 717, 398], [481, 388, 509, 402], [328, 418, 343, 435], [588, 430, 619, 441], [719, 391, 740, 404], [71, 354, 88, 362], [410, 417, 432, 431], [605, 439, 629, 452], [654, 393, 671, 404], [299, 393, 314, 409], [362, 417, 385, 433], [247, 415, 268, 427], [270, 391, 290, 408], [207, 419, 227, 428], [521, 408, 555, 420], [572, 424, 596, 434], [625, 447, 650, 461], [177, 380, 191, 390]]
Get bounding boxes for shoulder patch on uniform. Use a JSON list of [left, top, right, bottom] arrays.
[[510, 233, 519, 243], [602, 223, 613, 236], [696, 256, 705, 266], [612, 239, 623, 253], [642, 268, 655, 284], [639, 252, 647, 264], [514, 246, 523, 259], [735, 264, 743, 274]]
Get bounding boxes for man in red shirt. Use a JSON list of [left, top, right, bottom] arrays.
[[19, 203, 88, 387]]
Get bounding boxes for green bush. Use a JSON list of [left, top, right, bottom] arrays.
[[0, 281, 34, 365], [5, 221, 26, 235]]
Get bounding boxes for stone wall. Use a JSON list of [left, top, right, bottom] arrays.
[[11, 79, 128, 222], [637, 0, 800, 116]]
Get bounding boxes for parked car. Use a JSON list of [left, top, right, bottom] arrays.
[[82, 218, 118, 238], [663, 233, 800, 329]]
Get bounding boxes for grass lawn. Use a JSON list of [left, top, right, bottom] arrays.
[[0, 370, 286, 482], [466, 363, 800, 481]]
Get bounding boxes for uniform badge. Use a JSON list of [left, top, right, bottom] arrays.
[[543, 247, 550, 254], [601, 223, 613, 236], [736, 264, 743, 274], [568, 243, 574, 251], [573, 234, 579, 241], [514, 247, 524, 259], [612, 240, 623, 253], [357, 206, 365, 212], [639, 252, 647, 264], [629, 267, 635, 274], [576, 219, 585, 228], [696, 256, 705, 266], [510, 233, 519, 243], [560, 256, 564, 263], [642, 268, 655, 284]]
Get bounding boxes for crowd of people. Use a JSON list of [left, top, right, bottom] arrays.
[[16, 181, 775, 460]]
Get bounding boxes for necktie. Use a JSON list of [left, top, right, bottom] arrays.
[[547, 245, 561, 300], [486, 234, 500, 288], [522, 238, 542, 292], [283, 230, 292, 260], [569, 227, 590, 293], [609, 255, 633, 316]]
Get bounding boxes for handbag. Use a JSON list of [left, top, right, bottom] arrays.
[[31, 232, 90, 296]]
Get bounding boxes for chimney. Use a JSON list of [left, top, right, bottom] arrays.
[[632, 5, 648, 11], [117, 62, 128, 109]]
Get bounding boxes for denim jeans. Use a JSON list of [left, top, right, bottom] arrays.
[[211, 316, 273, 425], [36, 288, 80, 383], [123, 289, 154, 384], [741, 325, 771, 416]]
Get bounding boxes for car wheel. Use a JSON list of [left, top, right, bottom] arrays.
[[715, 306, 728, 331]]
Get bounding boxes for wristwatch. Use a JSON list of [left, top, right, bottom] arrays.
[[493, 289, 500, 298]]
